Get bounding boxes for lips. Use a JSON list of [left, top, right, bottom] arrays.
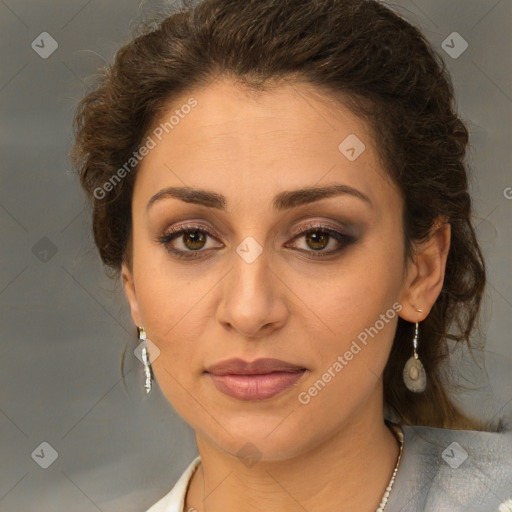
[[204, 358, 307, 401], [205, 357, 306, 376]]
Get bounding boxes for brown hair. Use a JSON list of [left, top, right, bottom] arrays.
[[72, 0, 492, 430]]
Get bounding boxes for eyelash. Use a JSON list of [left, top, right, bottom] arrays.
[[156, 223, 356, 260]]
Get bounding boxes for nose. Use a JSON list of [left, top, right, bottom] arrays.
[[216, 246, 289, 338]]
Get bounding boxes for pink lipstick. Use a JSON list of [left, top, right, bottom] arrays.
[[205, 357, 307, 401]]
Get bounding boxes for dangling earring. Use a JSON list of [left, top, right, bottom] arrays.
[[403, 308, 427, 393], [138, 326, 153, 394]]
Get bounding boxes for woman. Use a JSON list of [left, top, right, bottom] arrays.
[[72, 0, 512, 510]]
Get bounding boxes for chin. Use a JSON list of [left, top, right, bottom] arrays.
[[202, 417, 318, 464]]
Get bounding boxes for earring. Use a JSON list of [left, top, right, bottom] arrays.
[[138, 326, 153, 394], [403, 308, 427, 393]]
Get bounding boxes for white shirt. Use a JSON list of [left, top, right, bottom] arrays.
[[145, 456, 201, 512], [143, 424, 512, 512]]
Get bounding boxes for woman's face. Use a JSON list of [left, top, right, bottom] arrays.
[[122, 78, 418, 460]]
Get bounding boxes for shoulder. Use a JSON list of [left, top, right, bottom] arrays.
[[398, 424, 512, 511], [405, 422, 512, 458]]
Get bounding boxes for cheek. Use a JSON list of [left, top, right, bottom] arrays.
[[294, 289, 400, 428], [132, 243, 212, 337], [300, 256, 402, 341], [133, 268, 216, 378], [137, 284, 207, 370], [296, 244, 404, 375]]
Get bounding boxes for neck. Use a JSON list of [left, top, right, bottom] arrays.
[[185, 392, 401, 512]]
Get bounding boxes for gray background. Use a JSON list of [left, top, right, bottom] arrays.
[[0, 0, 511, 510]]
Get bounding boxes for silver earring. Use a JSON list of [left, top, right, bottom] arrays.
[[138, 326, 153, 394], [403, 309, 427, 393]]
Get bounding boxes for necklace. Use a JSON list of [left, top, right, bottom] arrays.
[[376, 424, 404, 512]]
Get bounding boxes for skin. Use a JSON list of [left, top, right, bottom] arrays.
[[122, 78, 451, 511]]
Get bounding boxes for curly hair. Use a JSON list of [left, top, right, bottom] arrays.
[[72, 0, 490, 430]]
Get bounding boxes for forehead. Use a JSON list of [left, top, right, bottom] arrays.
[[134, 78, 397, 214], [152, 79, 368, 149]]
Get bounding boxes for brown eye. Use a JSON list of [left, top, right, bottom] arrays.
[[182, 230, 207, 250], [304, 231, 330, 251], [287, 225, 357, 258], [157, 225, 222, 259]]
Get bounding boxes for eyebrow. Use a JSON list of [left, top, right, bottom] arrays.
[[146, 183, 372, 211]]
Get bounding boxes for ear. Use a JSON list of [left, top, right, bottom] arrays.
[[398, 218, 451, 322], [121, 262, 143, 327]]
